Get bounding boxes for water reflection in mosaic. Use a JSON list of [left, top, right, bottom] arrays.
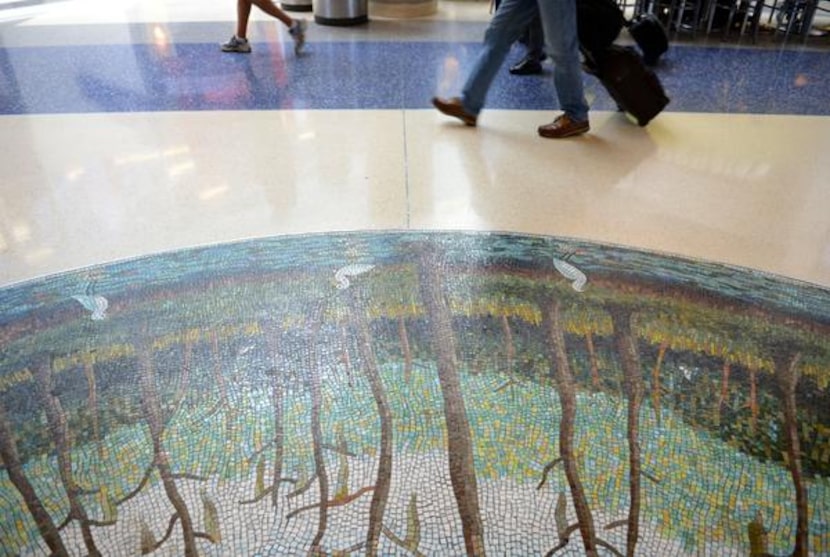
[[0, 231, 828, 556]]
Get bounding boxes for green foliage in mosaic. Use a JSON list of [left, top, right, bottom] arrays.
[[2, 242, 830, 555]]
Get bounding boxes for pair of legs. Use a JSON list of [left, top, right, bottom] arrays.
[[464, 0, 587, 121], [223, 0, 306, 54], [235, 0, 292, 38], [433, 0, 589, 137]]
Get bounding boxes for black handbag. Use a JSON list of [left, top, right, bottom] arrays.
[[577, 0, 626, 56]]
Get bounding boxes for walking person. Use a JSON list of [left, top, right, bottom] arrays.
[[432, 0, 589, 139], [494, 0, 547, 75], [508, 12, 546, 75], [222, 0, 307, 55]]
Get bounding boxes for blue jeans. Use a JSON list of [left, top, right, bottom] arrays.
[[461, 0, 589, 122]]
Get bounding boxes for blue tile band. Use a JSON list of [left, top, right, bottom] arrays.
[[1, 41, 828, 115]]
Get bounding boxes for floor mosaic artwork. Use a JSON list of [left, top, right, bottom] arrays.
[[1, 231, 829, 556]]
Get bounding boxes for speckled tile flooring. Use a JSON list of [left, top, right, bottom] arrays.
[[1, 1, 829, 555]]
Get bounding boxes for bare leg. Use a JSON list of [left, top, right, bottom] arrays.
[[236, 0, 294, 38], [235, 0, 253, 38], [251, 0, 294, 32]]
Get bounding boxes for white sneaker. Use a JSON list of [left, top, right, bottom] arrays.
[[221, 35, 251, 53], [289, 20, 307, 54]]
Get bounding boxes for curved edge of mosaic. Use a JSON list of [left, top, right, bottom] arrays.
[[1, 231, 828, 556]]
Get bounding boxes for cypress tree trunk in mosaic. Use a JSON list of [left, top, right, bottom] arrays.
[[748, 367, 759, 434], [586, 332, 600, 390], [416, 247, 486, 557], [270, 375, 286, 510], [715, 362, 731, 427], [609, 307, 643, 557], [83, 357, 104, 462], [137, 342, 200, 557], [0, 400, 70, 556], [32, 357, 102, 557], [399, 316, 413, 383], [210, 331, 232, 437], [651, 341, 667, 428], [773, 350, 809, 557], [263, 324, 286, 510], [172, 338, 193, 413], [349, 290, 393, 555], [542, 295, 599, 557], [339, 324, 353, 381], [501, 314, 515, 374], [307, 316, 330, 553]]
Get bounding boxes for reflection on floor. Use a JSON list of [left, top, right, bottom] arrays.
[[3, 0, 830, 553], [1, 231, 828, 556]]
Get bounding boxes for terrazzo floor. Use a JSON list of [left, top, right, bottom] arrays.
[[1, 0, 830, 555]]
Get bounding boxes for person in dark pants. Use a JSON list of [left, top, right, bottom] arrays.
[[433, 0, 590, 139], [509, 11, 547, 74], [495, 0, 546, 75]]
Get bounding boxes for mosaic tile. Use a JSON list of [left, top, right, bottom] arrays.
[[0, 231, 828, 556]]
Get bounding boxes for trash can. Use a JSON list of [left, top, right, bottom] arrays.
[[314, 0, 368, 25], [281, 0, 312, 12]]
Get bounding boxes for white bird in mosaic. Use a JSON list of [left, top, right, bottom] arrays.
[[553, 257, 587, 292], [334, 264, 376, 290], [72, 294, 109, 320]]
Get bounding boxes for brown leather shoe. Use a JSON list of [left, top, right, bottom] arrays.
[[432, 97, 477, 127], [538, 114, 590, 139]]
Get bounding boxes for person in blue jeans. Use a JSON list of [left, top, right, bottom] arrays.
[[432, 0, 589, 139]]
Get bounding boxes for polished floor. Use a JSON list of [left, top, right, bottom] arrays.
[[1, 1, 830, 556], [1, 0, 829, 289]]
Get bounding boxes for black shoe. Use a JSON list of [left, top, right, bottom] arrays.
[[509, 56, 543, 75]]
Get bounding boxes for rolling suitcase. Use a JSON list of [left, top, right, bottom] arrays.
[[590, 45, 670, 127], [627, 13, 669, 66]]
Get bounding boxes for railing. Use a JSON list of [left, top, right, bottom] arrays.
[[616, 0, 829, 43]]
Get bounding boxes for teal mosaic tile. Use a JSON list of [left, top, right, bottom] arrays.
[[0, 231, 828, 556]]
